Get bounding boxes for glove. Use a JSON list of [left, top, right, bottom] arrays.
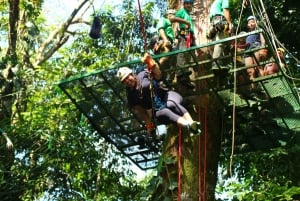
[[142, 53, 156, 71], [145, 122, 156, 137]]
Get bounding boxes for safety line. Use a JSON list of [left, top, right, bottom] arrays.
[[137, 0, 148, 52]]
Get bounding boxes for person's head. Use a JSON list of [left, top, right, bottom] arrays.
[[238, 31, 247, 43], [183, 0, 193, 12], [148, 35, 159, 52], [117, 67, 136, 88], [247, 15, 257, 30]]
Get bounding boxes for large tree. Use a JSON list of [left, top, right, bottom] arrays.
[[1, 0, 300, 200]]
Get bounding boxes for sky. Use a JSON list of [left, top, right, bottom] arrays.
[[42, 0, 149, 180]]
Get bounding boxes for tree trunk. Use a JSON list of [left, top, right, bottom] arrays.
[[156, 0, 223, 200]]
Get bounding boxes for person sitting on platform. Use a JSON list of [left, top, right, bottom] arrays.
[[173, 0, 197, 89], [117, 53, 201, 137], [244, 16, 268, 83], [263, 47, 287, 76], [148, 9, 178, 85]]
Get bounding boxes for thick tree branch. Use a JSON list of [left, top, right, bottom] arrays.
[[35, 0, 93, 67], [7, 0, 20, 62]]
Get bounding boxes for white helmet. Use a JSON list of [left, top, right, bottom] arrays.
[[117, 67, 133, 82], [247, 16, 256, 22]]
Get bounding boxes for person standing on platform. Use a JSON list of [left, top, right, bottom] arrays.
[[173, 0, 196, 89], [207, 0, 233, 74]]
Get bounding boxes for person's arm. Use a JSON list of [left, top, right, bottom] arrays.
[[242, 0, 248, 8], [158, 28, 171, 47], [141, 53, 162, 80], [169, 16, 190, 30], [132, 105, 152, 123], [260, 33, 266, 46], [223, 8, 233, 33], [132, 105, 155, 134], [1, 129, 13, 150], [159, 28, 168, 42]]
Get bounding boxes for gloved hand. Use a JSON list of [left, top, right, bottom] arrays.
[[142, 53, 156, 71], [145, 122, 156, 137]]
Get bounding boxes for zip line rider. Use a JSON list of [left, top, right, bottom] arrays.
[[117, 53, 201, 136]]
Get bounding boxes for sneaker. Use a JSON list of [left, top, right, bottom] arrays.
[[189, 121, 201, 136]]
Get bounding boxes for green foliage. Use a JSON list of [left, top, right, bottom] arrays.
[[1, 0, 149, 200], [217, 145, 300, 200], [1, 0, 300, 200]]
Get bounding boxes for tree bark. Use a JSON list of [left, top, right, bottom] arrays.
[[157, 0, 223, 200]]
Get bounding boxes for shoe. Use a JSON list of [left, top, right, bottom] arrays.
[[189, 121, 201, 136]]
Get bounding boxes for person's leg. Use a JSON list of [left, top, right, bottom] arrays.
[[156, 108, 200, 134], [176, 35, 195, 89], [212, 31, 224, 60], [245, 56, 255, 80], [165, 91, 201, 133], [166, 91, 186, 115], [253, 51, 265, 77]]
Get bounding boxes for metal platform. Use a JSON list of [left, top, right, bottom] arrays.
[[58, 29, 300, 169]]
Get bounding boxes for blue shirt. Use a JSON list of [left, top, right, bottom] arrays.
[[246, 34, 261, 49]]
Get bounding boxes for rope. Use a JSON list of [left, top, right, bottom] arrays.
[[198, 105, 203, 201], [229, 1, 300, 176], [246, 0, 300, 94], [197, 98, 208, 201], [137, 0, 148, 52], [228, 0, 246, 177], [178, 125, 182, 201], [203, 102, 208, 201], [196, 40, 208, 201]]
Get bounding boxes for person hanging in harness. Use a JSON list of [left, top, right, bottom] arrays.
[[117, 53, 201, 137], [173, 0, 197, 90], [207, 0, 233, 75]]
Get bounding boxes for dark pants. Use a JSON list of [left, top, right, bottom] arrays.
[[156, 91, 188, 124]]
